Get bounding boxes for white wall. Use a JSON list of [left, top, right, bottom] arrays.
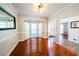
[[0, 4, 18, 56]]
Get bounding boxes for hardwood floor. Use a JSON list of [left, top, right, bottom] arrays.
[[10, 37, 77, 56]]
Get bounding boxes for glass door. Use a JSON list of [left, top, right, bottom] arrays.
[[24, 22, 31, 39], [38, 22, 43, 37], [31, 22, 37, 38]]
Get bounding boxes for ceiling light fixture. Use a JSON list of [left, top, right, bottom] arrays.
[[34, 3, 46, 14]]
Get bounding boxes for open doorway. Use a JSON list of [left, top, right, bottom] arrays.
[[60, 22, 69, 40]]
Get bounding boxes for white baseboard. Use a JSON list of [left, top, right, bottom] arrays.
[[7, 40, 19, 56]]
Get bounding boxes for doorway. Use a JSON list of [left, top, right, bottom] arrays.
[[60, 22, 69, 40]]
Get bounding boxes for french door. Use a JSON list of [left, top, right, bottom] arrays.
[[24, 22, 31, 39], [31, 22, 38, 38], [24, 21, 43, 39]]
